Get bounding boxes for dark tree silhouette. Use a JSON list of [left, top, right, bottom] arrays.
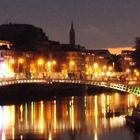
[[132, 37, 140, 69]]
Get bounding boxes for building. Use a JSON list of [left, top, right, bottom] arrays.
[[120, 50, 135, 72], [0, 40, 13, 63], [0, 40, 14, 78], [0, 23, 130, 80]]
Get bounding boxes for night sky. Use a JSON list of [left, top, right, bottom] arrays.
[[0, 0, 140, 49]]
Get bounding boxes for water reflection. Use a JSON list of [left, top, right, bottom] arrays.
[[0, 92, 138, 139]]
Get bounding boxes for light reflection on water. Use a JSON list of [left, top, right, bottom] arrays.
[[0, 92, 139, 140]]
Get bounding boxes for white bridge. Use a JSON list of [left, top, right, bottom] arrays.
[[0, 78, 140, 96]]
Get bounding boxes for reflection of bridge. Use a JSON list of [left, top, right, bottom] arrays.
[[0, 78, 140, 96]]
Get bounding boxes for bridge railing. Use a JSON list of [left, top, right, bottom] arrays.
[[0, 77, 140, 96]]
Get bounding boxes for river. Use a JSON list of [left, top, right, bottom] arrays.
[[0, 91, 139, 140]]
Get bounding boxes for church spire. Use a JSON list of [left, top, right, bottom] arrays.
[[69, 21, 75, 45]]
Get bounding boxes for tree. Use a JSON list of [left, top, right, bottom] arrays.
[[132, 37, 140, 69]]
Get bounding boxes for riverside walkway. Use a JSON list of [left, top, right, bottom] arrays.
[[0, 78, 140, 96]]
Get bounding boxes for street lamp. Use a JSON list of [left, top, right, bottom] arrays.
[[108, 66, 113, 71], [69, 60, 75, 67], [10, 59, 15, 64], [9, 58, 15, 74], [46, 60, 56, 78], [37, 58, 44, 66], [52, 60, 56, 65], [19, 58, 24, 64], [93, 63, 98, 78], [37, 58, 44, 77], [94, 63, 98, 69], [103, 65, 107, 71], [126, 68, 131, 81], [69, 60, 75, 72], [126, 68, 130, 73], [18, 58, 24, 76]]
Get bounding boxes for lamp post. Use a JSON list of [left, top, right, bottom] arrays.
[[18, 58, 24, 77], [46, 60, 56, 78], [93, 63, 98, 79], [69, 60, 75, 79], [69, 60, 75, 72], [125, 68, 131, 82], [9, 58, 15, 73], [37, 58, 44, 78]]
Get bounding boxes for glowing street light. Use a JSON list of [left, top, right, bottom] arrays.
[[18, 58, 24, 74], [10, 59, 15, 64], [69, 60, 75, 72], [47, 61, 51, 67], [37, 58, 45, 76], [19, 58, 24, 64], [52, 60, 56, 65], [37, 58, 44, 66], [93, 63, 98, 69], [0, 62, 14, 78], [103, 65, 107, 70], [93, 63, 99, 78], [46, 60, 57, 78], [9, 58, 15, 73], [126, 68, 130, 73], [69, 60, 75, 67], [136, 72, 139, 77], [108, 66, 113, 71], [47, 60, 56, 70]]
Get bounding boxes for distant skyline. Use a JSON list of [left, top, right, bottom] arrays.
[[0, 0, 140, 49]]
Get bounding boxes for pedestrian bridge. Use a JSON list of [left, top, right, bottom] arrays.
[[0, 78, 140, 96]]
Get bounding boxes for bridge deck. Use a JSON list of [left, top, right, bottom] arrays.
[[0, 78, 140, 96]]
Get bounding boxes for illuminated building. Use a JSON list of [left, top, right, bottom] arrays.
[[0, 23, 137, 79], [0, 40, 14, 78], [120, 50, 135, 72]]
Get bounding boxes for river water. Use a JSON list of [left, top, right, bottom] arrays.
[[0, 92, 139, 140]]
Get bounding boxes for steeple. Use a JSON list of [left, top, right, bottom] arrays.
[[69, 21, 75, 45]]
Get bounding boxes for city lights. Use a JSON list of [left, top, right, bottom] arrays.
[[0, 62, 14, 78], [18, 58, 24, 64], [0, 1, 140, 140], [37, 58, 44, 66]]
